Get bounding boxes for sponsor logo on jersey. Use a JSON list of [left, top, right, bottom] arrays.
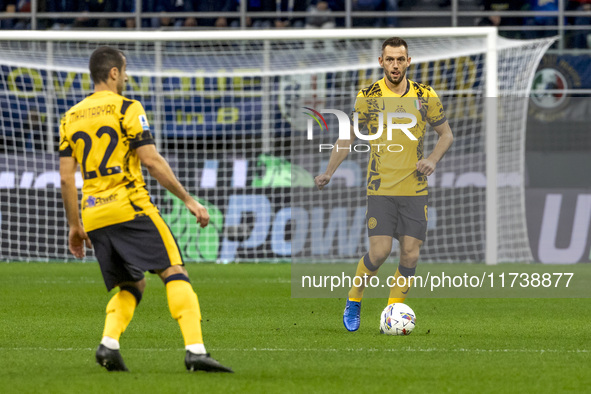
[[83, 193, 118, 209]]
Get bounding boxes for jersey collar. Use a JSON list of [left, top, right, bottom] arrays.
[[381, 77, 411, 97]]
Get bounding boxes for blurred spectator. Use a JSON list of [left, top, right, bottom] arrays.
[[383, 0, 398, 27], [46, 0, 79, 29], [477, 0, 525, 39], [231, 0, 275, 28], [306, 0, 336, 28], [525, 0, 559, 38], [352, 0, 398, 28], [120, 0, 193, 29], [0, 1, 16, 29], [192, 0, 233, 28], [326, 0, 344, 26], [74, 0, 118, 29], [274, 0, 308, 29], [570, 0, 591, 48], [1, 0, 36, 29], [154, 0, 194, 28]]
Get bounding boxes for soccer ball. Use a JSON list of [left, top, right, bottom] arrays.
[[380, 303, 416, 335]]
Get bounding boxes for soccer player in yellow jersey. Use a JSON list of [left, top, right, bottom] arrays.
[[315, 37, 454, 331], [59, 46, 232, 372]]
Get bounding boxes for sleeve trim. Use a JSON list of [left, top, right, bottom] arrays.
[[129, 139, 155, 150], [429, 117, 447, 127], [59, 147, 73, 157]]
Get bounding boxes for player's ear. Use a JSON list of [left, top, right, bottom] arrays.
[[109, 66, 119, 81], [378, 56, 384, 67]]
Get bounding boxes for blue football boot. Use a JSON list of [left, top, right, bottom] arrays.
[[343, 299, 361, 331]]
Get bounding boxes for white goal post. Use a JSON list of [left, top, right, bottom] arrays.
[[0, 28, 554, 264]]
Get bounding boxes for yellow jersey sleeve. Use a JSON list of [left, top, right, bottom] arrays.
[[122, 100, 155, 150], [352, 89, 370, 131], [58, 115, 74, 158], [424, 86, 446, 127]]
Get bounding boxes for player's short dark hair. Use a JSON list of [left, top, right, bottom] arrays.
[[381, 37, 408, 56], [89, 46, 125, 84]]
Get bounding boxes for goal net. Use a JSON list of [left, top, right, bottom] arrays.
[[0, 29, 554, 263]]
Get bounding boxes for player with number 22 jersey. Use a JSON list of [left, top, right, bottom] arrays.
[[59, 92, 156, 231]]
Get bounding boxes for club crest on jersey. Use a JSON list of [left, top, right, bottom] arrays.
[[139, 114, 150, 131]]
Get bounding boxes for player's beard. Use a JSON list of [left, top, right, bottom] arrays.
[[385, 68, 406, 86]]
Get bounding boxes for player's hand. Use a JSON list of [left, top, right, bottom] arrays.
[[185, 199, 210, 228], [314, 174, 331, 190], [416, 159, 436, 176], [69, 226, 92, 259]]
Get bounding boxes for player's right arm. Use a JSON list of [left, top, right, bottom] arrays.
[[135, 144, 209, 228], [58, 115, 92, 258], [314, 124, 356, 190], [60, 155, 93, 258]]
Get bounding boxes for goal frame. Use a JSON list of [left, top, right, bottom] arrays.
[[0, 27, 500, 264]]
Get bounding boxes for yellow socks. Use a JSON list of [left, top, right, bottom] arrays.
[[165, 277, 203, 346], [102, 288, 139, 342], [100, 277, 204, 352], [348, 254, 379, 302], [388, 265, 416, 305]]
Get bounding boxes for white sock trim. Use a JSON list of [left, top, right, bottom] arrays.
[[101, 336, 120, 350], [185, 343, 206, 355]]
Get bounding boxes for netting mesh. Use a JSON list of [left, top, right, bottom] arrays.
[[0, 32, 554, 262]]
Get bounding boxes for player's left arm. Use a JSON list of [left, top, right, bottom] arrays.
[[136, 144, 210, 228], [416, 121, 453, 176], [59, 156, 92, 258]]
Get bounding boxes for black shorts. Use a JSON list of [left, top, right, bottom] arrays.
[[87, 213, 184, 291], [366, 195, 428, 241]]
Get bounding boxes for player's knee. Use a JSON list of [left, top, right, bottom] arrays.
[[158, 265, 189, 282], [370, 248, 391, 266], [120, 285, 143, 306], [163, 273, 191, 285], [400, 247, 420, 265]]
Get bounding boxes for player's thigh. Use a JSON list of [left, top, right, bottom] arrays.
[[110, 213, 185, 276], [366, 195, 398, 238], [88, 226, 142, 291], [395, 195, 428, 242]]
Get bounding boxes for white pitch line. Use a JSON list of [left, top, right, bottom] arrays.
[[218, 347, 591, 354], [0, 347, 588, 354]]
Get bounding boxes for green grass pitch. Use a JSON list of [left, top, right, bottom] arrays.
[[0, 262, 590, 393]]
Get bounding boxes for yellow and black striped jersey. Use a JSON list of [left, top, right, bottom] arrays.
[[59, 90, 158, 231], [354, 78, 446, 196]]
